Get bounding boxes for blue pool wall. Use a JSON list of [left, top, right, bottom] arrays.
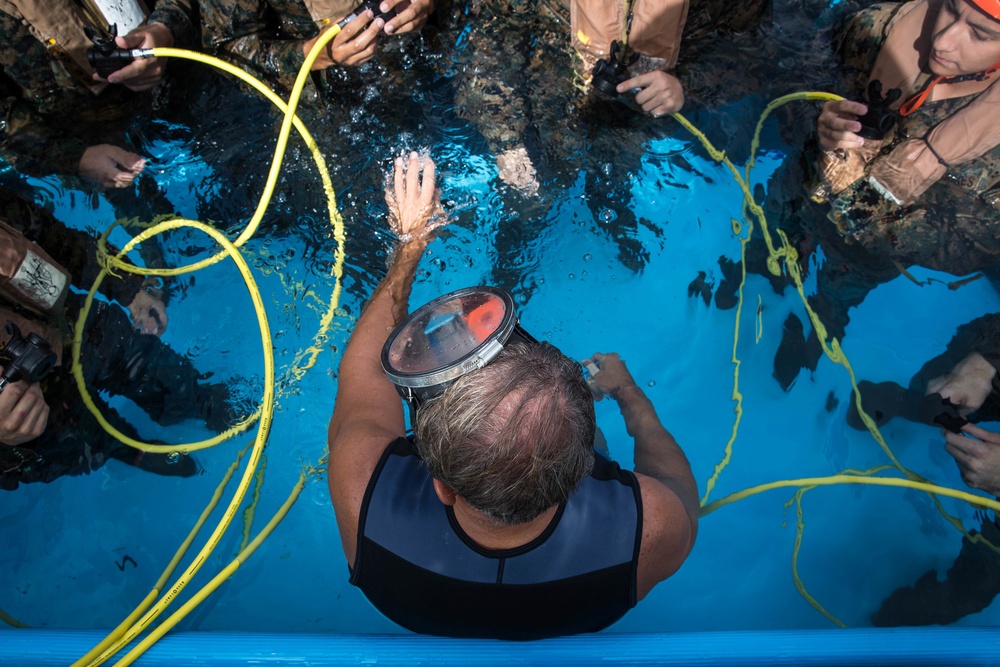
[[0, 628, 997, 666]]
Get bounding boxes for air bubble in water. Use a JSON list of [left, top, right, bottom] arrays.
[[166, 452, 180, 465]]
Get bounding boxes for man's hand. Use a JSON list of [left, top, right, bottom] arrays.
[[817, 99, 869, 150], [386, 151, 445, 240], [381, 0, 434, 34], [128, 289, 168, 336], [0, 380, 49, 446], [96, 22, 174, 91], [618, 70, 684, 117], [307, 12, 383, 69], [945, 423, 1000, 497], [927, 352, 997, 415], [79, 145, 146, 189], [585, 352, 639, 399]]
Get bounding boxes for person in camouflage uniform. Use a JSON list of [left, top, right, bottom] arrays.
[[445, 0, 770, 288], [0, 187, 234, 490], [0, 0, 196, 186], [196, 0, 436, 94], [816, 0, 1000, 272], [841, 311, 1000, 627], [450, 0, 771, 194], [748, 0, 1000, 390]]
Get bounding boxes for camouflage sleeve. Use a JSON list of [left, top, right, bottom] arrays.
[[832, 3, 900, 99], [0, 76, 88, 178], [198, 0, 318, 90], [149, 0, 198, 48], [0, 11, 91, 177]]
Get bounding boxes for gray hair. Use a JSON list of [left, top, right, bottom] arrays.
[[414, 341, 596, 526]]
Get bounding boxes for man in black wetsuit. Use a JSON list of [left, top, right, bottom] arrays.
[[327, 152, 700, 639]]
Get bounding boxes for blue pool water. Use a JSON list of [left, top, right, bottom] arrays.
[[2, 0, 1000, 662]]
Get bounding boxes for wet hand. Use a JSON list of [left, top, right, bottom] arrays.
[[927, 352, 996, 415], [128, 289, 168, 337], [817, 99, 868, 150], [79, 145, 145, 189], [96, 22, 173, 91], [309, 12, 382, 68], [584, 352, 640, 399], [945, 423, 1000, 497], [0, 379, 49, 446], [382, 0, 434, 35], [385, 151, 445, 240], [619, 71, 684, 117]]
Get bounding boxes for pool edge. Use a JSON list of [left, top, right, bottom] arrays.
[[0, 627, 995, 666]]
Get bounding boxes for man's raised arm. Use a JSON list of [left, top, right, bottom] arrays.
[[327, 152, 445, 566]]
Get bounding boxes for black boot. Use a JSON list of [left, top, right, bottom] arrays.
[[773, 313, 822, 391], [846, 380, 923, 431], [872, 517, 1000, 626], [110, 444, 200, 478]]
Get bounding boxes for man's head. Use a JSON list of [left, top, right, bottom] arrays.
[[414, 341, 596, 526], [930, 0, 1000, 76]]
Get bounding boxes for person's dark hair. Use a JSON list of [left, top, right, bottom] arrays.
[[414, 341, 596, 525]]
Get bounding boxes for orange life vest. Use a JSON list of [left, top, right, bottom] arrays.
[[570, 0, 689, 69]]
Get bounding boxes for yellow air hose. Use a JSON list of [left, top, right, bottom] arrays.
[[69, 24, 346, 667], [672, 93, 1000, 623]]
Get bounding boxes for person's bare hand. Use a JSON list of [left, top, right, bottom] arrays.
[[927, 352, 997, 415], [79, 145, 145, 189], [382, 0, 434, 34], [619, 70, 684, 117], [817, 99, 868, 150], [307, 12, 382, 69], [584, 352, 640, 399], [96, 22, 174, 90], [0, 379, 49, 446], [128, 289, 168, 336], [945, 423, 1000, 497], [385, 151, 445, 240]]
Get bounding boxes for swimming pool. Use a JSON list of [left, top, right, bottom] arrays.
[[2, 0, 999, 663]]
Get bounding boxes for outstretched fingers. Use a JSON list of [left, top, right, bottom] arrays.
[[418, 157, 436, 210]]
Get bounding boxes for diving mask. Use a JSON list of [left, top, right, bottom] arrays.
[[381, 286, 537, 406]]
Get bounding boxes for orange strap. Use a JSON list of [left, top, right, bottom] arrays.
[[900, 64, 1000, 116], [899, 75, 942, 116]]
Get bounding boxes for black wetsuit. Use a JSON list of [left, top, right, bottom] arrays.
[[350, 437, 643, 639]]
